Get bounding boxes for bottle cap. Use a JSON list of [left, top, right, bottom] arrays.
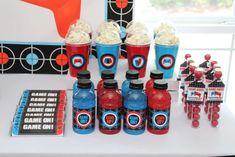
[[126, 70, 139, 79], [150, 70, 163, 79], [154, 80, 168, 90], [101, 70, 115, 80], [77, 79, 92, 89], [77, 70, 91, 79], [104, 79, 118, 89], [129, 80, 144, 90]]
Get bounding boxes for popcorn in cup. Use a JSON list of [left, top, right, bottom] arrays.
[[95, 31, 122, 75], [126, 21, 148, 37], [154, 28, 179, 78], [69, 20, 92, 38], [97, 20, 121, 37], [125, 33, 151, 78], [65, 31, 91, 77], [154, 22, 176, 39]]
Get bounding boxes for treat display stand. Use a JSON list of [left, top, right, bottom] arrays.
[[1, 59, 235, 157]]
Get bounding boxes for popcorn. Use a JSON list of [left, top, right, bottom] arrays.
[[125, 33, 151, 45], [65, 31, 91, 44], [65, 20, 92, 44], [95, 31, 121, 44], [97, 21, 121, 34], [69, 20, 92, 34], [154, 22, 176, 37], [126, 21, 148, 35], [155, 32, 179, 45], [154, 22, 179, 45]]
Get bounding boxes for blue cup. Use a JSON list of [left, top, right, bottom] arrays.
[[154, 44, 179, 78], [96, 43, 120, 75]]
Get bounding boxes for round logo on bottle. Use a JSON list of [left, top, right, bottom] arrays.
[[131, 55, 146, 69], [102, 111, 118, 128], [76, 111, 92, 128], [159, 55, 175, 69], [153, 112, 168, 128], [126, 111, 142, 129], [70, 54, 85, 69], [101, 54, 116, 68]]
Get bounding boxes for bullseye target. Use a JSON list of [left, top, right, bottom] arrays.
[[20, 46, 45, 72], [49, 47, 69, 73], [0, 43, 69, 74], [108, 0, 133, 16], [107, 0, 134, 58], [0, 45, 15, 72]]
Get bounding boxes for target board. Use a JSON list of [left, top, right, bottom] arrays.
[[0, 43, 68, 74], [107, 0, 134, 58]]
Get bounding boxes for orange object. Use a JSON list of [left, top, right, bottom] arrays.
[[0, 52, 9, 65], [56, 54, 68, 66], [116, 0, 128, 9], [22, 0, 81, 38]]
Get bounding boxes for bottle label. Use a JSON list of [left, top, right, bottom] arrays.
[[124, 108, 146, 130], [99, 108, 121, 130], [73, 107, 95, 129], [148, 108, 170, 129]]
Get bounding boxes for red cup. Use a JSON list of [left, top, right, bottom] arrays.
[[126, 43, 150, 78], [66, 43, 91, 77]]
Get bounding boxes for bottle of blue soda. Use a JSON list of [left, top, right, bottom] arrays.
[[121, 70, 139, 118], [73, 79, 96, 134], [73, 70, 94, 94], [121, 70, 139, 98], [123, 80, 147, 135]]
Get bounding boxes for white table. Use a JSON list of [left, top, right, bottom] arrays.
[[0, 60, 235, 157]]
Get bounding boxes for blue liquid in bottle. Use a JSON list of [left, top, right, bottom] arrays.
[[73, 79, 96, 134], [121, 70, 139, 98], [124, 80, 147, 135], [121, 70, 139, 119]]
